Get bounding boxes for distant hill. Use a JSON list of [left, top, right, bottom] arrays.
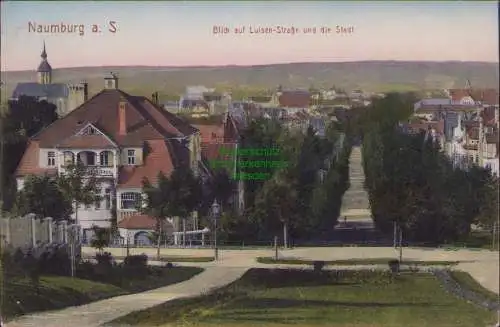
[[1, 61, 498, 100]]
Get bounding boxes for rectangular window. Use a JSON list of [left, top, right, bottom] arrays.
[[104, 188, 112, 210], [100, 152, 110, 166], [120, 192, 141, 210], [127, 149, 136, 165], [95, 188, 102, 210], [47, 151, 56, 166]]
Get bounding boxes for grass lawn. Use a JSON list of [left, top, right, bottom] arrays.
[[110, 268, 496, 327], [2, 265, 203, 321], [256, 257, 459, 266]]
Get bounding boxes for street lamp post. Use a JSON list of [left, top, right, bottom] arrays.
[[211, 200, 220, 261]]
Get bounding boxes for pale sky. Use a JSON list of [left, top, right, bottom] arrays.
[[1, 1, 498, 71]]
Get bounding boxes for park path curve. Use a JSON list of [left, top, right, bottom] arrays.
[[6, 266, 248, 327]]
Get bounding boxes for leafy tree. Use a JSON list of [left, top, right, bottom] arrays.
[[142, 172, 172, 259], [168, 166, 202, 247], [208, 169, 235, 212], [252, 176, 299, 247], [14, 174, 72, 220], [1, 97, 58, 211], [6, 96, 58, 138], [90, 225, 110, 253], [57, 162, 101, 225]]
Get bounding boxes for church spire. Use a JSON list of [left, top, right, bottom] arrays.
[[41, 41, 47, 60]]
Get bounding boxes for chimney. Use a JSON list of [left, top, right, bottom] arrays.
[[118, 101, 127, 135], [104, 72, 118, 89], [151, 92, 159, 105], [82, 81, 88, 102]]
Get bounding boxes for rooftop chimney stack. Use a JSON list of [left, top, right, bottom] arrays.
[[104, 72, 118, 90], [118, 101, 127, 135], [81, 81, 88, 102]]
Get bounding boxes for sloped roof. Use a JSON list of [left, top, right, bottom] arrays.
[[37, 60, 52, 73], [56, 134, 117, 149], [15, 141, 58, 177], [449, 88, 499, 106], [117, 139, 181, 188], [193, 123, 224, 143], [279, 91, 311, 108], [201, 142, 238, 176], [118, 214, 156, 229], [32, 88, 196, 148], [12, 83, 69, 99]]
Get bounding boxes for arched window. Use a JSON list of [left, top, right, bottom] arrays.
[[63, 151, 75, 166], [120, 192, 141, 210]]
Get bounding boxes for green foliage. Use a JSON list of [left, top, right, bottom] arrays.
[[57, 162, 102, 223], [14, 174, 72, 220], [90, 225, 110, 253], [0, 97, 58, 211], [360, 93, 498, 244]]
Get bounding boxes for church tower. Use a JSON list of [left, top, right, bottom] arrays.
[[37, 41, 52, 84]]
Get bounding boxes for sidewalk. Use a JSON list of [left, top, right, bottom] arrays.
[[6, 266, 248, 327]]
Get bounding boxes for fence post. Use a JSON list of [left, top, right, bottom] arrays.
[[44, 217, 53, 243], [5, 216, 11, 245], [274, 236, 278, 260], [27, 213, 36, 247], [60, 221, 67, 243]]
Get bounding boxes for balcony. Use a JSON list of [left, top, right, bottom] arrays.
[[85, 166, 114, 177]]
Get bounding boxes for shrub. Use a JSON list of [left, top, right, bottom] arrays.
[[388, 259, 400, 274], [124, 254, 148, 268], [313, 260, 326, 272], [96, 252, 114, 267], [39, 245, 71, 276]]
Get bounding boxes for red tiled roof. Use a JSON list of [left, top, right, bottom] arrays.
[[17, 88, 196, 179], [15, 141, 58, 177], [449, 89, 472, 102], [117, 139, 178, 188], [470, 89, 499, 106], [57, 134, 116, 149], [449, 88, 499, 106], [278, 91, 311, 108], [193, 124, 224, 143], [118, 214, 157, 229], [32, 89, 196, 148], [201, 142, 237, 176]]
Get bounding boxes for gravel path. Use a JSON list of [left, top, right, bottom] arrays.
[[433, 269, 500, 311]]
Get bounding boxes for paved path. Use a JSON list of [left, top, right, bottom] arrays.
[[84, 246, 499, 294], [7, 246, 498, 327], [340, 145, 372, 221], [6, 266, 248, 327]]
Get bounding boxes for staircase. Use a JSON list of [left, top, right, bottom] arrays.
[[340, 146, 371, 220]]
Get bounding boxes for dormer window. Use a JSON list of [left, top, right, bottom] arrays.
[[47, 151, 56, 166], [127, 149, 136, 165]]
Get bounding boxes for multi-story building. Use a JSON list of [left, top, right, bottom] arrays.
[[15, 74, 207, 243], [411, 85, 499, 176]]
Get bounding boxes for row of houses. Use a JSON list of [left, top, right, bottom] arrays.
[[402, 82, 499, 176]]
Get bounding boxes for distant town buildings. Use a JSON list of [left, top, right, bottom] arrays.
[[405, 81, 499, 176]]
